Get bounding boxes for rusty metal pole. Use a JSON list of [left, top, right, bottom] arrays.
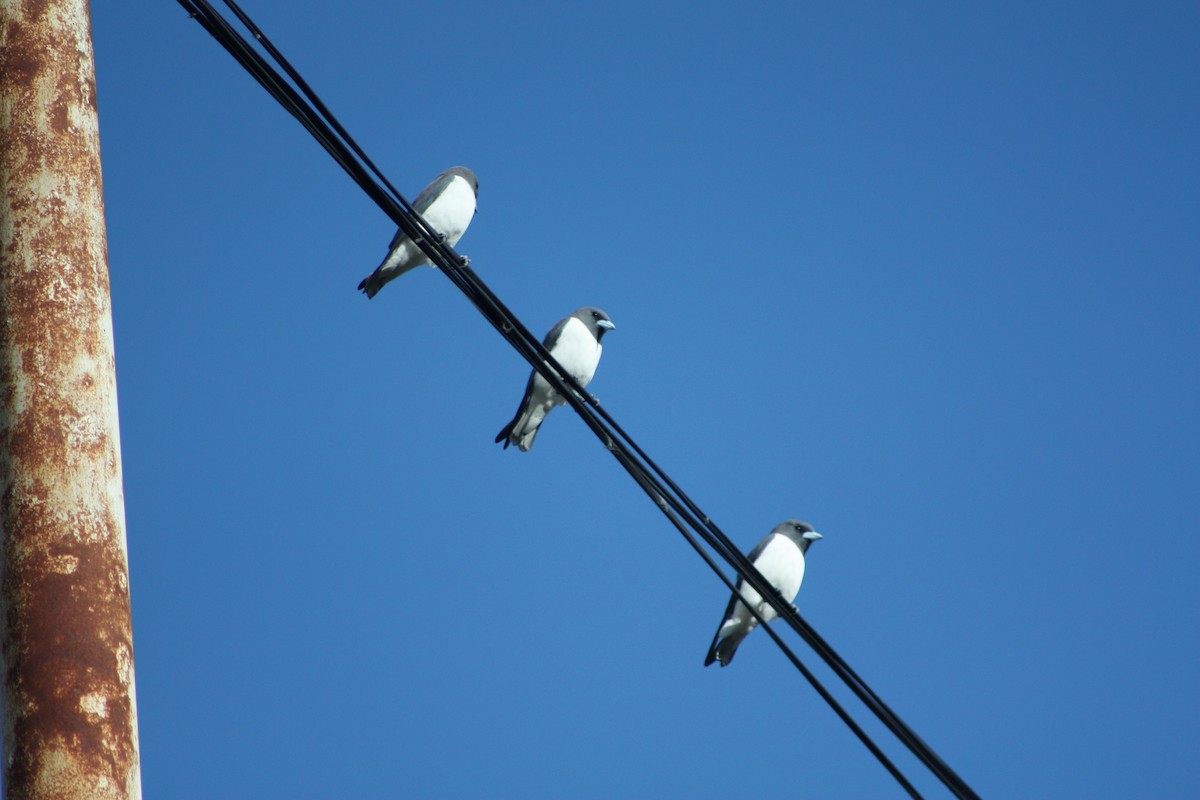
[[0, 1, 142, 798]]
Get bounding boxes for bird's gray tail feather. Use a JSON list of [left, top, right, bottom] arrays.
[[704, 629, 749, 668], [496, 412, 540, 452], [495, 419, 517, 449], [358, 271, 383, 299]]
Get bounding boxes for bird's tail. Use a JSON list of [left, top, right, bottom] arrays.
[[495, 399, 546, 452], [495, 418, 540, 452], [704, 629, 749, 667], [494, 419, 517, 450], [357, 271, 384, 299], [704, 601, 752, 668]]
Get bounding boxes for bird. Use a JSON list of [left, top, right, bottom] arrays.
[[357, 166, 479, 298], [495, 307, 615, 452], [704, 520, 823, 667]]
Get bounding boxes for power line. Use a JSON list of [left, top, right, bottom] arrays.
[[646, 484, 926, 800], [173, 3, 981, 798]]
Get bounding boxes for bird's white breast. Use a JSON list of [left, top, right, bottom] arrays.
[[549, 317, 603, 387], [422, 176, 477, 246], [739, 534, 806, 621]]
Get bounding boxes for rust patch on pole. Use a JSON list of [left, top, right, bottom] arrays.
[[0, 0, 142, 798]]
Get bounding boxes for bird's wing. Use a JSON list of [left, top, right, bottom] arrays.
[[413, 173, 456, 214], [381, 173, 458, 252], [541, 316, 572, 348], [706, 589, 745, 652], [743, 533, 776, 565], [514, 369, 542, 415], [384, 225, 410, 252], [710, 535, 773, 628]]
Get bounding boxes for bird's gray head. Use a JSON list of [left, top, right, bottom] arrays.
[[775, 519, 822, 553], [446, 166, 479, 195], [574, 307, 615, 341]]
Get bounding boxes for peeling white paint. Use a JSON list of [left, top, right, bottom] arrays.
[[79, 692, 107, 720]]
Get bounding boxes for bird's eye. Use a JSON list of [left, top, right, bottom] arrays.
[[592, 311, 601, 318]]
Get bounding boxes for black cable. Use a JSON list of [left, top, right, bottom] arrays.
[[580, 396, 981, 799], [179, 2, 962, 794], [459, 260, 982, 800], [175, 4, 980, 798], [176, 2, 956, 795], [638, 479, 926, 800]]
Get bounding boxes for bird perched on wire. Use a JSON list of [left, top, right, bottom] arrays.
[[357, 166, 478, 298], [704, 520, 822, 667], [495, 307, 615, 452]]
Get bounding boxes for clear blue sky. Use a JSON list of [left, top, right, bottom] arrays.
[[92, 2, 1197, 797]]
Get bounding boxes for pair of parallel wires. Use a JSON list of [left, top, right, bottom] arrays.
[[173, 3, 981, 798]]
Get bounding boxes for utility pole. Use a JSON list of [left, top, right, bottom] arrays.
[[0, 0, 142, 798]]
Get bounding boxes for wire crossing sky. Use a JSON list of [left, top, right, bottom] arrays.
[[93, 2, 1199, 798], [177, 2, 980, 796]]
